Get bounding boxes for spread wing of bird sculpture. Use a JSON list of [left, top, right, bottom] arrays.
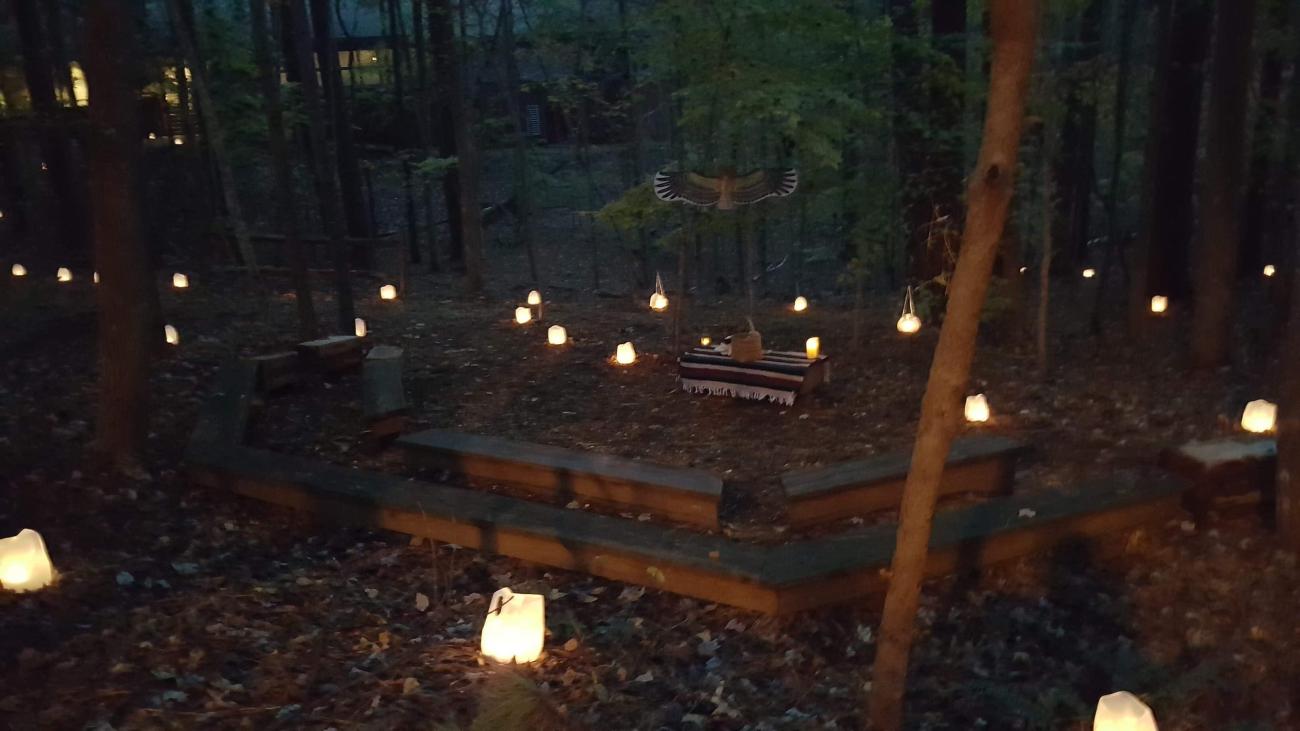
[[654, 168, 798, 210]]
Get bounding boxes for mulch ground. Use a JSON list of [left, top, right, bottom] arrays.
[[1, 265, 1297, 730]]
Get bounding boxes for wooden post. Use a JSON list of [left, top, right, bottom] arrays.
[[866, 2, 1038, 728]]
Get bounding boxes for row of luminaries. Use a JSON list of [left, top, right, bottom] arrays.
[[0, 535, 1163, 729]]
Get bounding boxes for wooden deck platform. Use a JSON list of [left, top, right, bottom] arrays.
[[396, 429, 724, 528], [781, 435, 1029, 528]]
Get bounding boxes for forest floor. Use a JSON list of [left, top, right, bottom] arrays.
[[2, 259, 1298, 731]]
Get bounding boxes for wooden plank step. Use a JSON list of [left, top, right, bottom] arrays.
[[296, 335, 365, 372], [781, 435, 1030, 528], [185, 440, 1188, 614], [396, 429, 723, 528], [1159, 439, 1276, 523], [765, 471, 1187, 613], [249, 351, 300, 393], [185, 442, 777, 612], [190, 359, 260, 447], [362, 345, 408, 441]]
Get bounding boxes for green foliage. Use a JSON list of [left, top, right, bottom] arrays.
[[594, 182, 673, 233]]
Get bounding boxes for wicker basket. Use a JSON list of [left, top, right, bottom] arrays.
[[730, 330, 763, 363]]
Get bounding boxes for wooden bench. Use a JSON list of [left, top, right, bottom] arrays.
[[249, 351, 301, 392], [396, 429, 724, 528], [781, 435, 1029, 528], [1159, 439, 1276, 523], [765, 471, 1188, 613], [362, 345, 409, 441], [296, 335, 365, 372]]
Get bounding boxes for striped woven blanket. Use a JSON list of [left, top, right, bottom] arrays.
[[678, 345, 831, 406]]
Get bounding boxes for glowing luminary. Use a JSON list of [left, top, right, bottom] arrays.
[[515, 307, 533, 325], [11, 264, 26, 277], [793, 296, 808, 312], [379, 284, 397, 300], [615, 342, 636, 365], [1241, 399, 1277, 434], [805, 337, 820, 360], [0, 529, 55, 593], [354, 318, 367, 337], [1094, 691, 1158, 731], [700, 336, 712, 346], [897, 313, 922, 334], [56, 267, 72, 283], [173, 136, 185, 146], [93, 272, 99, 284], [0, 209, 5, 219], [547, 325, 567, 346], [172, 273, 189, 289], [1263, 264, 1276, 278], [527, 290, 542, 306], [649, 292, 669, 311], [148, 132, 158, 141], [1149, 295, 1168, 314], [480, 588, 544, 663], [164, 324, 180, 345], [1082, 268, 1097, 279], [1019, 266, 1028, 274], [964, 394, 990, 423]]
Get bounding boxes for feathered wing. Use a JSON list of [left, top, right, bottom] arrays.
[[731, 168, 798, 205], [653, 171, 722, 207]]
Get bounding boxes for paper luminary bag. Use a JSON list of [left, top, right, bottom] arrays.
[[0, 529, 55, 592]]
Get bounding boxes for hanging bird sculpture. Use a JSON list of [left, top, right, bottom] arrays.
[[653, 167, 798, 210]]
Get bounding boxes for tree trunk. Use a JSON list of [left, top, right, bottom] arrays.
[[403, 157, 421, 263], [1239, 0, 1290, 275], [252, 0, 316, 338], [84, 0, 159, 470], [495, 0, 539, 284], [867, 2, 1038, 728], [1190, 0, 1258, 369], [1100, 0, 1137, 325], [311, 0, 372, 244], [428, 0, 463, 267], [12, 0, 87, 258], [429, 0, 484, 292], [1054, 0, 1101, 270], [166, 0, 260, 276], [1278, 180, 1300, 551], [1038, 150, 1053, 376], [1129, 0, 1211, 330], [289, 0, 354, 330]]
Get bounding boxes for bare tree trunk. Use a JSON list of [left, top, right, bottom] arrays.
[[12, 0, 87, 258], [494, 0, 538, 284], [85, 0, 159, 471], [166, 0, 260, 276], [429, 0, 484, 292], [251, 0, 317, 339], [311, 0, 372, 244], [403, 157, 421, 263], [867, 2, 1038, 728], [1190, 0, 1257, 368], [289, 0, 354, 330], [1279, 181, 1300, 551], [1037, 152, 1053, 376], [428, 0, 463, 268]]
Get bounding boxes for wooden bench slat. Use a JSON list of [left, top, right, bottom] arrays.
[[397, 429, 723, 528], [781, 435, 1029, 528], [297, 335, 365, 372]]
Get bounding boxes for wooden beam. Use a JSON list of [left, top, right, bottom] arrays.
[[249, 351, 301, 393], [781, 436, 1028, 528], [186, 437, 1187, 613], [1159, 439, 1276, 523], [397, 429, 724, 528]]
